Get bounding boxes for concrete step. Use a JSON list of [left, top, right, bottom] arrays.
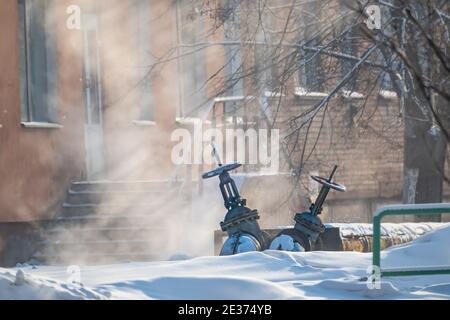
[[61, 187, 188, 216], [52, 214, 166, 229], [60, 198, 188, 218], [45, 226, 165, 242], [34, 223, 182, 264], [70, 180, 183, 192], [61, 203, 158, 217], [32, 179, 191, 265], [66, 189, 178, 205], [40, 239, 164, 255]]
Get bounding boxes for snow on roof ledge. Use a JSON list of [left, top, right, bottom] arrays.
[[214, 96, 254, 103], [294, 87, 328, 98], [132, 120, 156, 127], [379, 90, 398, 100], [264, 91, 285, 98], [175, 117, 211, 125], [341, 90, 365, 100], [21, 122, 63, 129]]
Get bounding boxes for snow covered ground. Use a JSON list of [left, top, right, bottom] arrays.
[[1, 224, 450, 300]]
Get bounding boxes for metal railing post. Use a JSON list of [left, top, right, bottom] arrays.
[[372, 215, 382, 270], [372, 203, 450, 277]]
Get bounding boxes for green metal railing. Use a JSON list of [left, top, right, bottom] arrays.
[[373, 203, 450, 277]]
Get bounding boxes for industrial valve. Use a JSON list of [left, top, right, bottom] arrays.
[[202, 162, 269, 255], [270, 166, 346, 252]]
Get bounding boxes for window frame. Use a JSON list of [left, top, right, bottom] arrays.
[[132, 0, 155, 124], [175, 0, 208, 118], [223, 0, 244, 97], [17, 0, 60, 128], [298, 1, 324, 93]]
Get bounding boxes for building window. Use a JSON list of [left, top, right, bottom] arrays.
[[253, 5, 281, 94], [223, 0, 243, 97], [376, 49, 394, 91], [299, 39, 322, 92], [254, 37, 280, 94], [132, 0, 154, 122], [298, 1, 323, 92], [176, 0, 207, 118], [17, 0, 58, 124], [340, 27, 357, 91]]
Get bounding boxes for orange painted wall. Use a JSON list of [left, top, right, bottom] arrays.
[[0, 0, 187, 222], [0, 0, 86, 222], [99, 0, 179, 181]]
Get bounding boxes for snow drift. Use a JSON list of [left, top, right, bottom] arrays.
[[0, 269, 108, 300], [1, 224, 449, 300]]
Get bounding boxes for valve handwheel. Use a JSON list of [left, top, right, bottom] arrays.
[[311, 175, 346, 192], [269, 165, 347, 253], [202, 163, 242, 179], [202, 159, 266, 256]]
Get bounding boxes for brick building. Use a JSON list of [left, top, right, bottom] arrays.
[[0, 0, 448, 265]]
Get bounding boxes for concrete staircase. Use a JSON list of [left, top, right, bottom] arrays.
[[32, 180, 191, 265]]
